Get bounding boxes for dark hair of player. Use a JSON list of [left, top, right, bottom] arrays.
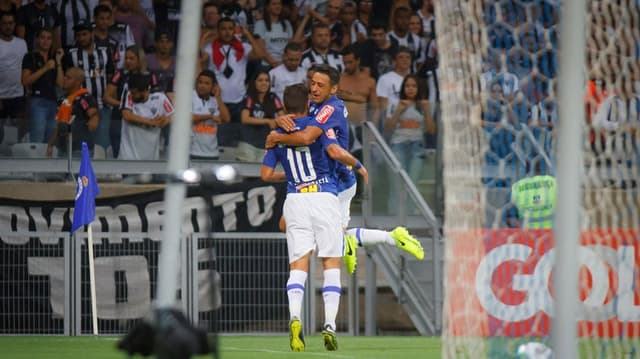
[[283, 83, 309, 114], [128, 73, 151, 92], [312, 64, 340, 86]]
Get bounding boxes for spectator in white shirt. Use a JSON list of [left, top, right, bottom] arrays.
[[376, 46, 412, 122], [268, 42, 305, 101], [593, 77, 640, 132], [203, 17, 263, 146], [0, 11, 28, 141], [480, 50, 520, 102], [254, 0, 292, 68], [190, 70, 230, 160], [119, 73, 173, 160]]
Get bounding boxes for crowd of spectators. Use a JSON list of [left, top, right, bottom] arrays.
[[469, 0, 640, 228], [477, 0, 640, 186], [0, 0, 441, 166], [5, 0, 636, 190]]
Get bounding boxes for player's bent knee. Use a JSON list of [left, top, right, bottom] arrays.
[[290, 251, 312, 271]]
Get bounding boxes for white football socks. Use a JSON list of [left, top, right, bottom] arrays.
[[346, 227, 395, 247], [286, 269, 307, 320], [322, 268, 341, 330]]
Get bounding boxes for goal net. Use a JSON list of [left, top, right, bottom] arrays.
[[439, 0, 640, 358]]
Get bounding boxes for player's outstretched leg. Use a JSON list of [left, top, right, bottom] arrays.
[[289, 317, 305, 352], [342, 234, 358, 274], [322, 324, 338, 351], [391, 227, 424, 260]]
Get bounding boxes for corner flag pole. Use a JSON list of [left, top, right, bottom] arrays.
[[71, 142, 100, 335], [87, 223, 98, 335]]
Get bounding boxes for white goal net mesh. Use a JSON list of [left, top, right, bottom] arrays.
[[438, 0, 640, 357]]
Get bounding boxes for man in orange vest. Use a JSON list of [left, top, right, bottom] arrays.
[[47, 67, 99, 158]]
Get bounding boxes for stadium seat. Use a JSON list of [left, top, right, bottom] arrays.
[[219, 146, 238, 161], [0, 125, 18, 155], [11, 142, 55, 158], [93, 144, 106, 159]]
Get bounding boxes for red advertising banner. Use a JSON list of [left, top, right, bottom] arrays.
[[446, 229, 640, 338]]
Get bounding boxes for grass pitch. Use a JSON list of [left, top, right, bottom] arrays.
[[2, 336, 638, 358], [0, 335, 440, 359]]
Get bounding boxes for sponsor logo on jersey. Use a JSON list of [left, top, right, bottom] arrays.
[[163, 99, 173, 113], [315, 105, 334, 124]]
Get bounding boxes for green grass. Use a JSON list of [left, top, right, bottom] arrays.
[[0, 335, 441, 359], [2, 336, 636, 358]]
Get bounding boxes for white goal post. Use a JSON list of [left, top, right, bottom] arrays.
[[439, 0, 640, 358]]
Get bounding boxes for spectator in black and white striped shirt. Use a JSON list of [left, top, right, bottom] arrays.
[[300, 23, 343, 73], [61, 20, 114, 154], [54, 0, 97, 48], [92, 3, 135, 70]]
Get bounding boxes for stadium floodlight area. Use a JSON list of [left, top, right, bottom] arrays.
[[438, 0, 640, 358]]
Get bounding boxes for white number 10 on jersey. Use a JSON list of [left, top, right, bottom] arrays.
[[286, 146, 317, 182]]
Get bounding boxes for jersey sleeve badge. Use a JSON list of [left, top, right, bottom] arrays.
[[163, 99, 174, 113], [325, 128, 336, 139]]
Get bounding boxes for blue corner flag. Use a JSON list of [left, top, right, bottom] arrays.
[[71, 142, 99, 233]]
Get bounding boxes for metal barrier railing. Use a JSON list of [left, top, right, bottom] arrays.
[[361, 121, 443, 335], [0, 231, 363, 335]]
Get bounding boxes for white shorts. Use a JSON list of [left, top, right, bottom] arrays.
[[283, 192, 343, 262], [337, 183, 357, 229]]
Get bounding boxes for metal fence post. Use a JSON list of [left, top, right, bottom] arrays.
[[433, 228, 442, 333], [188, 234, 199, 325], [73, 233, 81, 335], [64, 233, 71, 336], [179, 235, 189, 322], [362, 121, 376, 337], [348, 272, 359, 335], [364, 253, 376, 336]]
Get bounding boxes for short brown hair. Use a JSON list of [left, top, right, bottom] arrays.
[[283, 83, 309, 114], [312, 64, 340, 86]]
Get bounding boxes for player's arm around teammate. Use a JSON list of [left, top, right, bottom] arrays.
[[260, 165, 286, 183]]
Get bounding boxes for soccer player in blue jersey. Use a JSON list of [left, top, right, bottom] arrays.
[[266, 64, 424, 274], [261, 83, 367, 352]]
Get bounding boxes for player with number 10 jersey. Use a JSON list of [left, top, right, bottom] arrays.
[[262, 116, 339, 196]]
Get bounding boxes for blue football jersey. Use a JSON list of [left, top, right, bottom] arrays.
[[308, 95, 357, 191], [263, 116, 339, 195]]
